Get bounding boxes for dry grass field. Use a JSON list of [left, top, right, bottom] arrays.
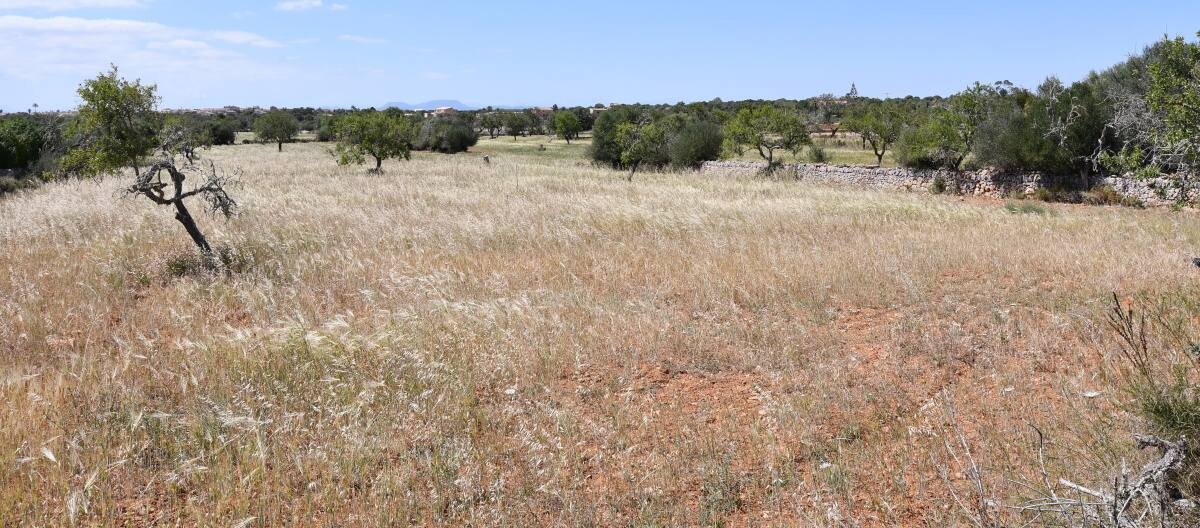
[[2, 138, 1199, 526]]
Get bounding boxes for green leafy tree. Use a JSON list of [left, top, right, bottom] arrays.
[[970, 82, 1071, 173], [722, 104, 810, 170], [0, 116, 44, 171], [553, 111, 582, 144], [937, 82, 998, 168], [1144, 32, 1200, 171], [590, 105, 641, 167], [614, 120, 667, 180], [332, 111, 416, 173], [479, 113, 503, 139], [503, 112, 528, 140], [315, 116, 337, 142], [845, 100, 911, 166], [894, 110, 965, 169], [61, 66, 162, 178], [253, 110, 299, 151], [64, 67, 237, 261]]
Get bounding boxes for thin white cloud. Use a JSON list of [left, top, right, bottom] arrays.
[[337, 34, 386, 45], [211, 30, 281, 48], [0, 14, 284, 93], [275, 0, 321, 11], [0, 15, 280, 48], [0, 0, 146, 9], [0, 15, 167, 33], [329, 3, 347, 11]]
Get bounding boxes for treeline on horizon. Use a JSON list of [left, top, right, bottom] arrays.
[[2, 31, 1198, 195]]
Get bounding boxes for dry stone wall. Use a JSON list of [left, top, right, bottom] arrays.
[[1099, 175, 1200, 207], [700, 161, 1173, 205]]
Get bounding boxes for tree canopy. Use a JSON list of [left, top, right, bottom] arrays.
[[0, 116, 44, 171], [845, 100, 911, 166], [254, 111, 299, 151], [722, 104, 810, 170], [332, 111, 416, 172], [553, 111, 582, 144], [61, 65, 161, 177]]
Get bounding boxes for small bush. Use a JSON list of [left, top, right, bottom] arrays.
[[1107, 296, 1200, 496], [0, 176, 18, 195], [807, 146, 830, 164], [1083, 185, 1146, 208], [0, 116, 45, 171], [164, 252, 206, 278], [668, 120, 723, 169], [164, 245, 254, 278], [205, 119, 237, 146], [930, 175, 947, 194], [414, 118, 478, 154]]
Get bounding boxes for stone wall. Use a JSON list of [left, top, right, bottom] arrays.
[[699, 161, 1166, 205], [1099, 175, 1200, 207]]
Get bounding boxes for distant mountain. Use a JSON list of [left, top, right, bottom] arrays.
[[383, 100, 476, 111]]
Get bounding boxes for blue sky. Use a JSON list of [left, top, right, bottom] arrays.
[[1, 0, 1197, 111]]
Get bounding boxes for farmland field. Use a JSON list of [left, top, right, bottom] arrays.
[[2, 139, 1199, 526]]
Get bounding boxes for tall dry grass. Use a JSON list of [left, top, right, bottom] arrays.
[[2, 141, 1200, 526]]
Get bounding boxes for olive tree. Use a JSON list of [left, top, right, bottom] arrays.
[[253, 110, 299, 151], [722, 104, 810, 171], [1141, 32, 1200, 171], [845, 100, 911, 166], [553, 111, 582, 144], [478, 112, 503, 139], [332, 111, 416, 173], [64, 66, 237, 263], [614, 120, 667, 180], [504, 112, 528, 140]]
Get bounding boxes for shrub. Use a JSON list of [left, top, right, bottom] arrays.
[[930, 176, 947, 194], [895, 117, 962, 170], [0, 116, 45, 170], [205, 119, 237, 146], [1106, 296, 1200, 497], [807, 146, 830, 164], [971, 93, 1071, 173], [668, 120, 723, 169], [414, 117, 478, 154], [1083, 185, 1145, 208], [316, 116, 336, 142], [0, 176, 18, 195]]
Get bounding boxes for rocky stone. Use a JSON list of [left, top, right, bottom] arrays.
[[699, 161, 1181, 207]]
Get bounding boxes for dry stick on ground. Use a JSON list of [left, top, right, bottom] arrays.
[[1011, 433, 1189, 527], [937, 393, 999, 527], [126, 156, 237, 264]]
